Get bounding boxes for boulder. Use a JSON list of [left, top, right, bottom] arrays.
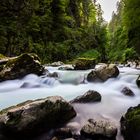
[[87, 64, 119, 82], [73, 58, 96, 70], [121, 87, 135, 96], [0, 96, 76, 139], [81, 119, 117, 139], [87, 70, 100, 82], [120, 104, 140, 140], [70, 90, 101, 103], [47, 72, 59, 78], [0, 53, 44, 81], [136, 75, 140, 88]]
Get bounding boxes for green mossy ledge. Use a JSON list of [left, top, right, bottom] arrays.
[[120, 104, 140, 140], [0, 53, 44, 81], [73, 58, 96, 70]]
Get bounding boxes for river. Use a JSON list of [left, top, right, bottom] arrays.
[[0, 65, 140, 140]]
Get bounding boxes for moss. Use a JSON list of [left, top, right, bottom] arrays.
[[0, 54, 6, 59], [125, 105, 140, 131], [121, 105, 140, 140], [74, 57, 96, 70]]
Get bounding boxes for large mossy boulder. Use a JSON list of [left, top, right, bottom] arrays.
[[120, 104, 140, 140], [70, 90, 101, 103], [73, 58, 96, 70], [136, 75, 140, 88], [0, 53, 44, 81], [0, 96, 76, 139], [87, 64, 119, 82], [81, 119, 117, 139]]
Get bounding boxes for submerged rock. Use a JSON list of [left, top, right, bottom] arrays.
[[0, 53, 44, 81], [81, 119, 117, 139], [87, 64, 119, 82], [121, 87, 135, 96], [120, 104, 140, 140], [20, 82, 41, 88], [47, 72, 59, 78], [58, 66, 74, 70], [70, 90, 101, 103], [0, 96, 76, 139], [136, 75, 140, 88], [73, 58, 96, 70]]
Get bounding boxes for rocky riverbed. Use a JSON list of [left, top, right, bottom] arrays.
[[0, 54, 140, 140]]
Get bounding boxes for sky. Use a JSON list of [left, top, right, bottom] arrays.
[[98, 0, 119, 22]]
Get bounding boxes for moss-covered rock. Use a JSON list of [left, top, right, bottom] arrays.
[[0, 53, 44, 81], [73, 58, 96, 70], [0, 96, 76, 139], [120, 104, 140, 140]]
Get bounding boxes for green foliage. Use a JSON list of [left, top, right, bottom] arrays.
[[108, 0, 140, 62], [0, 0, 108, 63], [77, 49, 101, 60]]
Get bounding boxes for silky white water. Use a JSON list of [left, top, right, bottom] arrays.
[[0, 66, 140, 140]]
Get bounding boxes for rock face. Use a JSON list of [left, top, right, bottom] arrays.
[[121, 87, 135, 96], [136, 75, 140, 87], [81, 119, 117, 139], [70, 90, 101, 103], [87, 64, 119, 82], [120, 104, 140, 140], [0, 96, 76, 139], [0, 53, 44, 81], [73, 58, 96, 70]]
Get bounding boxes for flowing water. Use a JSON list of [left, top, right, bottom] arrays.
[[0, 65, 140, 140]]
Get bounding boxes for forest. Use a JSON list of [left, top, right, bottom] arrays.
[[0, 1, 140, 140], [0, 0, 139, 63]]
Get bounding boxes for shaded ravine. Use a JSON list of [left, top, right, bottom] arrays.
[[0, 66, 140, 140]]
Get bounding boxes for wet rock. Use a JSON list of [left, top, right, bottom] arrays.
[[73, 58, 96, 70], [50, 61, 64, 67], [70, 90, 101, 103], [58, 66, 74, 70], [0, 96, 76, 139], [47, 72, 59, 78], [136, 75, 140, 88], [87, 64, 119, 82], [121, 87, 135, 96], [53, 128, 73, 139], [87, 70, 100, 82], [0, 53, 44, 81], [120, 104, 140, 140], [81, 119, 117, 139]]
